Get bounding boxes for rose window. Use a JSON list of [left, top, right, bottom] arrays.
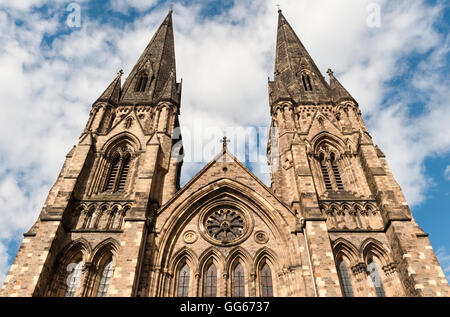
[[205, 208, 245, 243]]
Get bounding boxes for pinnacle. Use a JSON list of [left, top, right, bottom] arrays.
[[328, 69, 355, 103], [95, 70, 122, 105]]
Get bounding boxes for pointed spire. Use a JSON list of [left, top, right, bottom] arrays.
[[120, 11, 179, 104], [271, 11, 329, 105], [95, 70, 123, 105], [327, 69, 356, 104]]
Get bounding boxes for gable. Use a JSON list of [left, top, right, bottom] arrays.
[[158, 150, 294, 220]]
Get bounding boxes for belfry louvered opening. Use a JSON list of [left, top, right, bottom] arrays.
[[135, 75, 148, 92], [320, 153, 333, 190], [104, 153, 132, 193], [106, 156, 120, 191], [302, 74, 313, 91], [331, 153, 344, 190], [117, 155, 130, 191]]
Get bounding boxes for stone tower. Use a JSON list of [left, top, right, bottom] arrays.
[[1, 10, 448, 297], [266, 10, 449, 297], [0, 11, 183, 297]]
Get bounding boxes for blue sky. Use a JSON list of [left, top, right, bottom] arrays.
[[0, 0, 449, 286]]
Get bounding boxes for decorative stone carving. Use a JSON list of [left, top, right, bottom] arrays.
[[183, 231, 198, 244], [383, 263, 397, 276], [351, 263, 367, 275], [205, 208, 245, 243], [199, 202, 253, 247], [254, 231, 269, 244], [320, 200, 383, 231]]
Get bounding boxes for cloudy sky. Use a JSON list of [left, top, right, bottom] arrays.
[[0, 0, 449, 286]]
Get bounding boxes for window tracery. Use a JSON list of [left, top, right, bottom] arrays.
[[177, 263, 190, 297], [96, 259, 114, 297], [232, 263, 245, 297], [204, 263, 217, 297]]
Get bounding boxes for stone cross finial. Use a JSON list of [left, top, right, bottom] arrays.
[[118, 69, 124, 76], [221, 136, 230, 151], [327, 69, 334, 77]]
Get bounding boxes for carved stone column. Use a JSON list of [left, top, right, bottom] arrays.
[[222, 273, 229, 297]]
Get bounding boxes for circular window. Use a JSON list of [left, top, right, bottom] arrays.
[[205, 208, 245, 243], [199, 203, 252, 246]]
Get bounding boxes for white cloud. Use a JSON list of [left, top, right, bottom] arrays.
[[0, 0, 49, 11], [110, 0, 158, 13], [436, 248, 450, 283], [0, 242, 8, 288], [445, 166, 450, 181], [0, 0, 449, 287]]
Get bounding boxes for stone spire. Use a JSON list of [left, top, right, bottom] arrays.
[[327, 69, 356, 104], [120, 10, 180, 105], [95, 70, 123, 105], [270, 10, 329, 105]]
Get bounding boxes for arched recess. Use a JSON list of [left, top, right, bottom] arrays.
[[198, 247, 226, 297], [254, 247, 280, 297], [152, 178, 298, 291], [84, 238, 120, 297], [360, 238, 392, 297], [354, 203, 369, 229], [309, 132, 356, 194], [332, 238, 361, 297], [169, 247, 198, 297], [332, 238, 360, 266], [88, 132, 141, 195], [95, 205, 109, 229], [310, 132, 347, 156], [225, 247, 253, 297], [75, 203, 87, 229], [45, 238, 92, 297], [135, 72, 148, 92], [83, 205, 97, 229], [360, 238, 391, 267], [296, 69, 315, 92]]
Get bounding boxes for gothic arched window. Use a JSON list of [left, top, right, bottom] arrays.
[[205, 263, 217, 297], [135, 75, 148, 92], [105, 156, 120, 191], [260, 263, 273, 297], [302, 74, 313, 91], [337, 259, 354, 297], [65, 260, 84, 297], [96, 259, 114, 297], [233, 263, 245, 297], [117, 155, 130, 191], [320, 153, 332, 190], [104, 153, 132, 193], [367, 259, 386, 297], [177, 264, 190, 297], [330, 153, 344, 190]]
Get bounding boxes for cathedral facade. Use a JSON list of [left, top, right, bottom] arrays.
[[1, 10, 449, 297]]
